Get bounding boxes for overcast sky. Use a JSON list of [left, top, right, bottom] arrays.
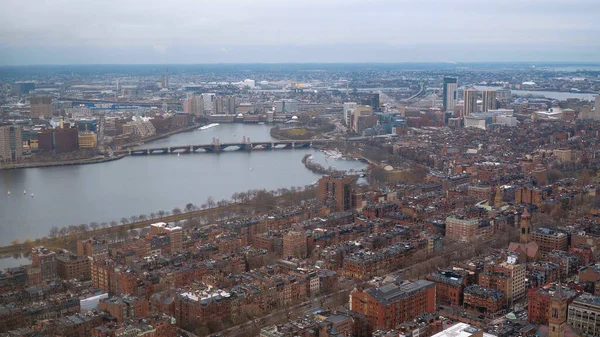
[[0, 0, 598, 65]]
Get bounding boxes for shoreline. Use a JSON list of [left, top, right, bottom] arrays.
[[0, 124, 201, 171], [0, 154, 125, 171]]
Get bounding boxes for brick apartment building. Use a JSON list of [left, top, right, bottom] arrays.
[[527, 283, 580, 325], [531, 228, 568, 256], [350, 280, 435, 333], [463, 285, 505, 314], [318, 175, 355, 212], [282, 231, 308, 259], [56, 254, 91, 280], [99, 295, 149, 323], [427, 270, 470, 306], [31, 246, 57, 282]]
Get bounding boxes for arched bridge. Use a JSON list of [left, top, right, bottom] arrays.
[[116, 139, 335, 156]]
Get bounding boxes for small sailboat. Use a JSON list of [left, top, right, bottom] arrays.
[[24, 190, 27, 195], [7, 190, 10, 196], [249, 167, 254, 171], [31, 193, 34, 198], [177, 153, 180, 157]]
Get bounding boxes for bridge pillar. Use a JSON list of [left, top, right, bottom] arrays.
[[190, 145, 193, 152], [292, 142, 295, 148], [129, 150, 132, 155], [167, 147, 171, 154]]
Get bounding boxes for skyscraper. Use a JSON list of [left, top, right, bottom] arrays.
[[443, 77, 458, 111], [0, 124, 23, 163], [482, 89, 497, 112], [343, 102, 357, 126], [165, 68, 169, 88], [463, 88, 478, 117]]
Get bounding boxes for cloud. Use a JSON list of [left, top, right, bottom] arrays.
[[0, 0, 598, 64]]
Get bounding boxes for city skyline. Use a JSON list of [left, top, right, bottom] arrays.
[[1, 0, 599, 65]]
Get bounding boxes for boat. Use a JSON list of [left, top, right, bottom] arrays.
[[258, 122, 265, 125], [31, 193, 34, 198], [7, 190, 10, 195], [198, 123, 220, 130], [24, 190, 26, 195], [177, 153, 180, 157]]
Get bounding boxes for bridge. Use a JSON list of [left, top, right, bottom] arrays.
[[116, 139, 335, 156]]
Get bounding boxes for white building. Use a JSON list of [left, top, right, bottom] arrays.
[[243, 79, 256, 89], [343, 102, 357, 126]]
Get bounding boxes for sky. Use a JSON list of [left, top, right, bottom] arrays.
[[0, 0, 599, 65]]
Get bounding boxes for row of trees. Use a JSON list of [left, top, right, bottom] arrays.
[[40, 185, 319, 244]]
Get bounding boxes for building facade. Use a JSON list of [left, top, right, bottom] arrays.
[[443, 77, 458, 112], [0, 124, 23, 162]]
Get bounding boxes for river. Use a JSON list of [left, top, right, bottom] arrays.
[[0, 124, 366, 267], [474, 86, 597, 101]]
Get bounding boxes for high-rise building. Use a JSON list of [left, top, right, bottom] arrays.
[[31, 246, 57, 282], [184, 95, 204, 116], [317, 175, 354, 211], [165, 68, 169, 88], [212, 96, 236, 115], [443, 77, 458, 111], [481, 89, 497, 112], [463, 89, 478, 117], [595, 95, 600, 114], [352, 105, 374, 133], [202, 93, 216, 114], [30, 96, 53, 119], [349, 280, 436, 333], [0, 124, 23, 163], [343, 102, 357, 126]]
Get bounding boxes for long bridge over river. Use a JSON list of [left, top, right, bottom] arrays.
[[116, 139, 336, 156]]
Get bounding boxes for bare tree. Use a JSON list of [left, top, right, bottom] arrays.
[[185, 203, 195, 212], [90, 222, 100, 232], [157, 210, 166, 218], [139, 214, 147, 221], [110, 221, 118, 227], [120, 217, 129, 225], [150, 212, 157, 219], [49, 226, 59, 238], [172, 207, 182, 215], [130, 215, 138, 223], [231, 192, 239, 203], [100, 222, 108, 229], [206, 196, 215, 208]]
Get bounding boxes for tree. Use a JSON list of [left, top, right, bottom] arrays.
[[231, 192, 239, 203], [58, 227, 68, 237], [139, 214, 147, 221], [49, 226, 59, 238], [110, 221, 118, 227], [100, 222, 108, 229], [121, 217, 129, 225], [201, 203, 207, 209], [68, 225, 79, 235], [157, 210, 166, 218], [185, 203, 195, 212], [172, 207, 182, 215], [78, 223, 89, 233], [206, 196, 215, 208], [90, 222, 100, 232], [10, 239, 20, 245], [150, 212, 157, 219], [130, 215, 138, 223]]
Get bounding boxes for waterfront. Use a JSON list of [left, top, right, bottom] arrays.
[[474, 86, 597, 101], [0, 124, 365, 251]]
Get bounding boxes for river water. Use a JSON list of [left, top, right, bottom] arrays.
[[0, 124, 365, 262], [474, 86, 597, 101]]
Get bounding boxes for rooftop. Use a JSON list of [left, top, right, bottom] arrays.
[[366, 280, 434, 306]]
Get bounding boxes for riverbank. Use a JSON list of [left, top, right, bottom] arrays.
[[120, 123, 202, 149], [0, 154, 125, 171]]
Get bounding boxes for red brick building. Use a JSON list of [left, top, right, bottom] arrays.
[[427, 270, 470, 306], [463, 285, 506, 314], [99, 295, 149, 323], [56, 254, 91, 280], [350, 280, 435, 333], [527, 283, 580, 325]]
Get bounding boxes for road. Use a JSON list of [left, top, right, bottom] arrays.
[[210, 289, 351, 337]]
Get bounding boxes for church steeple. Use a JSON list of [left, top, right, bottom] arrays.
[[548, 283, 568, 337], [520, 208, 531, 244], [494, 184, 504, 208]]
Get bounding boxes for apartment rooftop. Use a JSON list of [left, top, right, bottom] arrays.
[[366, 280, 434, 306]]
